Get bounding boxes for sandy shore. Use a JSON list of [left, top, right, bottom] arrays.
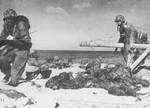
[[0, 63, 150, 108]]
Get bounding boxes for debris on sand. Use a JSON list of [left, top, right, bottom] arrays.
[[45, 72, 79, 90], [0, 89, 26, 100], [45, 63, 150, 97], [25, 55, 71, 80], [26, 69, 52, 80]]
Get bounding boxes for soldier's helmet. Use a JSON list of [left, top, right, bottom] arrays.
[[3, 9, 17, 20], [114, 15, 125, 23], [141, 33, 148, 41]]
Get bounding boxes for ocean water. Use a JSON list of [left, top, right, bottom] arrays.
[[36, 50, 125, 65]]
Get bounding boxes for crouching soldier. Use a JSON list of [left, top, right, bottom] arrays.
[[0, 9, 32, 86]]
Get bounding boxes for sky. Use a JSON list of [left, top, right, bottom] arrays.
[[0, 0, 150, 50]]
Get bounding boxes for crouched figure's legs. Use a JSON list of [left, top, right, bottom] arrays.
[[9, 50, 29, 86], [0, 56, 11, 82]]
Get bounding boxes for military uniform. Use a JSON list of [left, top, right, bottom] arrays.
[[0, 9, 32, 86], [114, 15, 149, 68]]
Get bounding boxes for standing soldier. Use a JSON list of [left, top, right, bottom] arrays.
[[114, 15, 149, 70], [114, 15, 131, 64], [0, 9, 32, 86]]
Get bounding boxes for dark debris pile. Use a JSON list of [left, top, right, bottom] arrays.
[[45, 64, 150, 97]]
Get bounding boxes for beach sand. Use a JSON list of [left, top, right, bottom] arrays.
[[0, 62, 150, 108]]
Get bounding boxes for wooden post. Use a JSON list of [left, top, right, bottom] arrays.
[[80, 42, 150, 49], [80, 42, 124, 48], [130, 47, 150, 71]]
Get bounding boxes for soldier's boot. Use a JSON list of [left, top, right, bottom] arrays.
[[9, 52, 27, 86], [8, 66, 25, 87]]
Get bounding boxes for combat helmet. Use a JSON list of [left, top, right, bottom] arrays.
[[141, 32, 148, 41], [114, 15, 125, 23], [3, 9, 17, 20]]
